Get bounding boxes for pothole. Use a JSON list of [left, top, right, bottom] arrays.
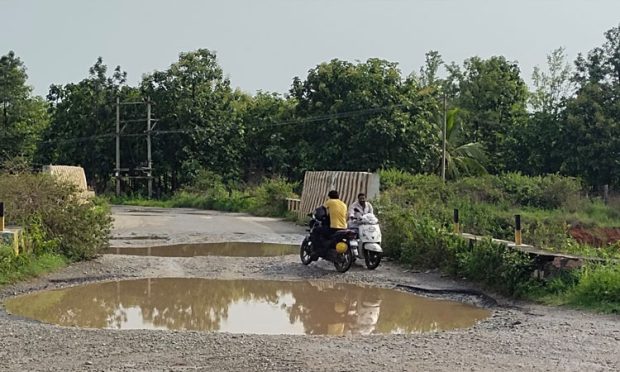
[[103, 242, 298, 257], [3, 278, 490, 335]]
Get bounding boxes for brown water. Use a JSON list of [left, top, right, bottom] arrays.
[[103, 242, 298, 257], [3, 279, 490, 335]]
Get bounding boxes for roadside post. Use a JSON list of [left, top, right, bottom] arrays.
[[515, 214, 522, 246]]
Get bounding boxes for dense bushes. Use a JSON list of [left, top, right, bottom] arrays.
[[0, 173, 112, 261], [378, 170, 620, 311], [378, 170, 619, 252], [379, 201, 535, 296]]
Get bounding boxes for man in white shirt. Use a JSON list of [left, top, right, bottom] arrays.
[[348, 193, 374, 227]]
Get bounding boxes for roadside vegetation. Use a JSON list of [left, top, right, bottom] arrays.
[[0, 173, 112, 285], [378, 170, 620, 313], [108, 171, 298, 218]]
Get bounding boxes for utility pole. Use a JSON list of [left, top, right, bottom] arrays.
[[146, 98, 153, 198], [115, 96, 121, 196], [441, 93, 447, 182]]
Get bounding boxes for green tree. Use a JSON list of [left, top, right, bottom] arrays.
[[558, 24, 620, 187], [530, 47, 574, 114], [289, 58, 439, 176], [237, 91, 296, 182], [511, 48, 573, 176], [448, 56, 529, 173], [36, 57, 128, 191], [140, 49, 244, 191], [0, 51, 48, 164], [440, 108, 487, 179]]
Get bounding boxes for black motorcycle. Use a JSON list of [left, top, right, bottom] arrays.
[[299, 207, 356, 273]]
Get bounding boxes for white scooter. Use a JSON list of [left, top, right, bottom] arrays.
[[349, 212, 383, 270]]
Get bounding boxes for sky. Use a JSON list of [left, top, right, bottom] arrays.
[[2, 0, 620, 97]]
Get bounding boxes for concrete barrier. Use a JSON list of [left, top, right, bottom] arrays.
[[42, 165, 95, 199]]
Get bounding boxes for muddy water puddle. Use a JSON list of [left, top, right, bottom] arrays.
[[3, 279, 490, 335], [103, 242, 297, 257]]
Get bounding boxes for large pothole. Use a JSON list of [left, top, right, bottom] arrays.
[[3, 278, 490, 335], [103, 242, 298, 257]]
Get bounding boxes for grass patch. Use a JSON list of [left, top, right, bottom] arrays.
[[0, 247, 67, 286]]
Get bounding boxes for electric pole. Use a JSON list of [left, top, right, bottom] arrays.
[[115, 96, 121, 196], [441, 93, 447, 182], [146, 98, 153, 198]]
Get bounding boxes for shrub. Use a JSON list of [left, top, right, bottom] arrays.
[[182, 169, 229, 201], [451, 176, 506, 204], [567, 264, 620, 312], [498, 173, 582, 209], [249, 177, 298, 217], [0, 173, 112, 260], [454, 238, 535, 296]]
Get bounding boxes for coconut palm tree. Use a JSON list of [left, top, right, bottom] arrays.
[[439, 108, 488, 179]]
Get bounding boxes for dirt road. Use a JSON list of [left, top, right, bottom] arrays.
[[0, 206, 618, 371]]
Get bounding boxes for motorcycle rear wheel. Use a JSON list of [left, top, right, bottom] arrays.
[[333, 248, 353, 273], [300, 238, 313, 265]]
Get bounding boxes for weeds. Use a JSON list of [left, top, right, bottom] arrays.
[[0, 245, 67, 285]]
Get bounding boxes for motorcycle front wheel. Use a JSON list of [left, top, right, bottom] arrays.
[[333, 248, 353, 273], [300, 238, 313, 265], [364, 249, 382, 270]]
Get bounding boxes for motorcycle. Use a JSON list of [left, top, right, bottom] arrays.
[[349, 211, 383, 270], [300, 207, 357, 273]]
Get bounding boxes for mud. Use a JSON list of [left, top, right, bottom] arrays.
[[103, 242, 298, 257], [4, 278, 490, 335], [0, 206, 618, 371], [569, 226, 620, 247]]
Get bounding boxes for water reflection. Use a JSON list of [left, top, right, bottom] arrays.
[[102, 242, 298, 257], [4, 279, 490, 335]]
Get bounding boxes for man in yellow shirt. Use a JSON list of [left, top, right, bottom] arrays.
[[324, 190, 348, 231]]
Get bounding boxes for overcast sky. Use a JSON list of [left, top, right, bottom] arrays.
[[2, 0, 620, 97]]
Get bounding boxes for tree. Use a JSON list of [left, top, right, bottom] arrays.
[[36, 57, 128, 191], [0, 51, 48, 164], [530, 47, 574, 115], [237, 91, 296, 182], [289, 58, 439, 176], [557, 24, 620, 187], [418, 51, 444, 88], [448, 56, 529, 173], [439, 108, 487, 179], [140, 49, 243, 191], [509, 48, 574, 176]]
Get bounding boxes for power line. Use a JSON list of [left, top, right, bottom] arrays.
[[39, 102, 410, 145]]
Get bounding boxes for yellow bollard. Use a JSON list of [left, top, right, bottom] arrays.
[[515, 214, 522, 246]]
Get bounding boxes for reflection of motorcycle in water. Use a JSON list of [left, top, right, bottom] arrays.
[[349, 212, 383, 270], [299, 282, 382, 336]]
